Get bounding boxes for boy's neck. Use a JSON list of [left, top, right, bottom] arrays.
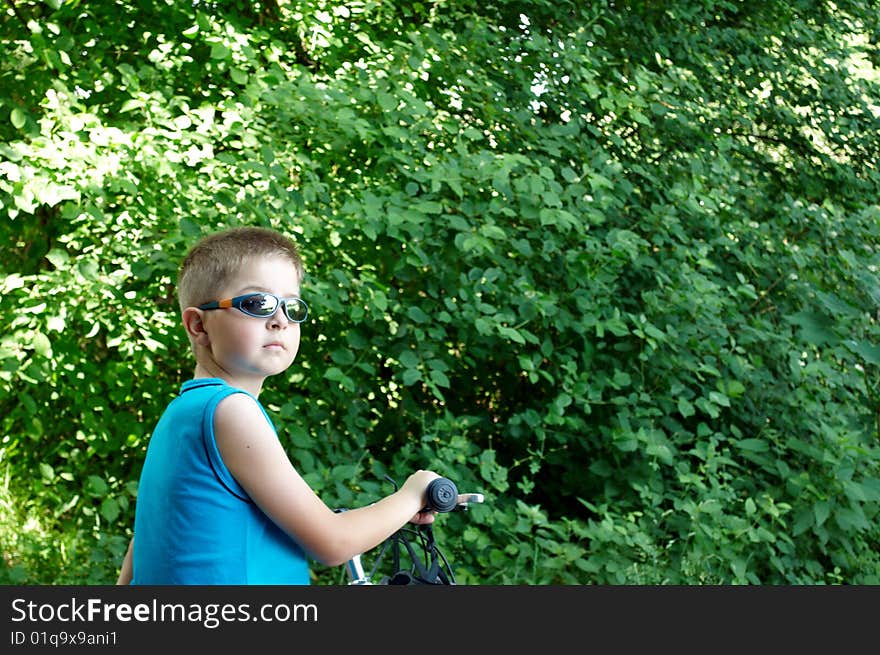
[[192, 364, 264, 397]]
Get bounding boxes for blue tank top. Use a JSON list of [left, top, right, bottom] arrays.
[[131, 378, 310, 584]]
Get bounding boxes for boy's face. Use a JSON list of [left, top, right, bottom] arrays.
[[197, 254, 303, 386]]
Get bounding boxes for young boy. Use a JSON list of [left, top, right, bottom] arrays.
[[117, 226, 443, 584]]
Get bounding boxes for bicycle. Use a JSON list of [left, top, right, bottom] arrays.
[[340, 477, 484, 585]]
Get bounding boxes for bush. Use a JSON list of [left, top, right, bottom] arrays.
[[2, 0, 878, 584]]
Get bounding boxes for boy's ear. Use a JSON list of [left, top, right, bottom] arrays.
[[182, 307, 210, 344]]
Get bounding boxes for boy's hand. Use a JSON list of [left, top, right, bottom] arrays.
[[409, 509, 438, 525]]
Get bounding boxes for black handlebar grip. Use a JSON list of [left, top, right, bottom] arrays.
[[425, 477, 458, 513]]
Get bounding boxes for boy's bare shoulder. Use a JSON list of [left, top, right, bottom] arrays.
[[213, 392, 274, 442]]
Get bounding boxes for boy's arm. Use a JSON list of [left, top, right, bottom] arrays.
[[116, 538, 133, 584], [214, 393, 438, 568]]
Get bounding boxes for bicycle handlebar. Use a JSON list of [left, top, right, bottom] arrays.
[[424, 477, 485, 513], [424, 477, 459, 512], [343, 476, 484, 585]]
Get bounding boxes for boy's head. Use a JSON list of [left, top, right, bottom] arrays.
[[177, 226, 305, 315]]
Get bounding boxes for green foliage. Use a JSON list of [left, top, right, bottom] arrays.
[[2, 0, 879, 584]]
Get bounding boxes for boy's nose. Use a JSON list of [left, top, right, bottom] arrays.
[[267, 310, 286, 329]]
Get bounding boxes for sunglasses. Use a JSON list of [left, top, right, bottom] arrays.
[[198, 292, 309, 323]]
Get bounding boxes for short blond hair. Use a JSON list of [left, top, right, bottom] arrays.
[[177, 226, 305, 314]]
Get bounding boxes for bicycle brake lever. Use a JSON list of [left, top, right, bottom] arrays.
[[456, 493, 485, 510]]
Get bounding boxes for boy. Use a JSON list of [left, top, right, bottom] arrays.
[[117, 226, 442, 584]]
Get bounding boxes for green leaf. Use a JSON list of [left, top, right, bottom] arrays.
[[708, 390, 730, 407], [87, 475, 109, 497], [32, 332, 52, 357], [677, 398, 695, 418], [402, 368, 421, 385], [845, 339, 880, 366], [813, 501, 831, 527], [498, 326, 525, 344], [46, 249, 70, 269], [429, 369, 450, 388], [406, 307, 430, 323], [180, 217, 202, 236], [210, 43, 230, 60], [787, 312, 838, 346], [10, 108, 27, 129], [735, 438, 769, 453], [101, 498, 120, 523], [39, 463, 54, 481], [77, 260, 99, 280], [842, 479, 880, 502]]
